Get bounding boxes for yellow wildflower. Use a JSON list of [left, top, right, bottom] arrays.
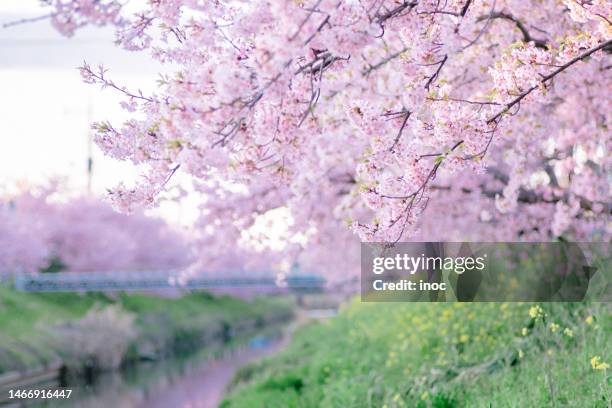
[[549, 323, 559, 333], [421, 392, 429, 401], [518, 349, 524, 359], [585, 315, 594, 325], [591, 356, 610, 370], [563, 328, 573, 338], [521, 327, 528, 336], [528, 305, 544, 319], [460, 334, 470, 343]]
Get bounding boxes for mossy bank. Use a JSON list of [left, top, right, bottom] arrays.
[[0, 284, 293, 377]]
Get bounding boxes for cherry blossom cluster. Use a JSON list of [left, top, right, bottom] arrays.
[[47, 0, 123, 37], [27, 0, 611, 276], [0, 185, 193, 275]]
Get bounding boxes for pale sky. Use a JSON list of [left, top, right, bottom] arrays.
[[0, 2, 199, 225]]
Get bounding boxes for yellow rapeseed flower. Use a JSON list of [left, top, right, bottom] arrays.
[[549, 323, 559, 333], [591, 356, 610, 370], [563, 328, 573, 338], [529, 305, 544, 319]]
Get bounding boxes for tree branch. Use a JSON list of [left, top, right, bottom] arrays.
[[488, 39, 612, 124], [484, 12, 548, 49]]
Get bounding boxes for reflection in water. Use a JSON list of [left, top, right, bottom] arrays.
[[25, 327, 286, 408]]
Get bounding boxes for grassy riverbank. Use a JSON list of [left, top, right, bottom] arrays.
[[0, 284, 293, 375], [222, 301, 610, 407]]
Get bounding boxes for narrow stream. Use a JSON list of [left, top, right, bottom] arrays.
[[13, 326, 288, 408], [5, 309, 336, 408], [134, 332, 291, 408]]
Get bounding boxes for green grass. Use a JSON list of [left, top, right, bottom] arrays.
[[0, 288, 110, 372], [0, 285, 292, 374], [222, 301, 611, 407]]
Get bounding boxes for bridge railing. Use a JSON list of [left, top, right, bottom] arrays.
[[12, 271, 326, 293]]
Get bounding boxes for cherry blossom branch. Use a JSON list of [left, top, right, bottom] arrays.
[[484, 12, 548, 49], [289, 0, 323, 42], [79, 62, 154, 103], [427, 97, 501, 106], [363, 46, 409, 76], [302, 14, 331, 46], [211, 8, 338, 146], [2, 13, 55, 28], [455, 0, 496, 51], [424, 55, 448, 90], [375, 1, 419, 24], [381, 140, 465, 200], [161, 164, 181, 188], [459, 0, 473, 17], [387, 109, 412, 151], [488, 39, 612, 124], [432, 182, 611, 214]]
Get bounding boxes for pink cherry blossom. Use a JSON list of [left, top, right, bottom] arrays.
[[13, 0, 610, 278], [0, 185, 193, 275]]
